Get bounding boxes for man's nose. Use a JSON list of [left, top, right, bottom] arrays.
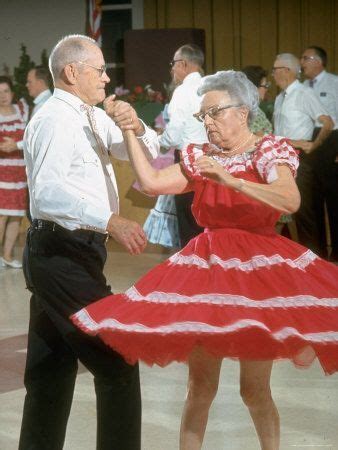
[[102, 71, 110, 83], [204, 114, 213, 125]]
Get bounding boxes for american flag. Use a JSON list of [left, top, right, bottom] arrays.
[[88, 0, 102, 47]]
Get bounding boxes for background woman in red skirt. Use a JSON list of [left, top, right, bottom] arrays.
[[0, 76, 29, 268]]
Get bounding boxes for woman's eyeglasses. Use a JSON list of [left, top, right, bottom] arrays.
[[194, 104, 242, 123]]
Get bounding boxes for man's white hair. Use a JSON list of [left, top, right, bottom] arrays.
[[49, 34, 97, 83], [276, 53, 301, 77]]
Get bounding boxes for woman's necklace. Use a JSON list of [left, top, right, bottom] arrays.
[[220, 132, 254, 157]]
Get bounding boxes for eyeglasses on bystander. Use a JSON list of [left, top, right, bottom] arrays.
[[169, 59, 184, 68], [271, 66, 289, 74], [300, 55, 319, 62]]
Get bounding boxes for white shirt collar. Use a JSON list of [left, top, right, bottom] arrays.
[[312, 70, 326, 84], [53, 88, 88, 115], [182, 71, 202, 85], [33, 89, 52, 105], [284, 79, 300, 96]]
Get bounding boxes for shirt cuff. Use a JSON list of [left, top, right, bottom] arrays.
[[81, 204, 112, 233], [136, 121, 159, 159]]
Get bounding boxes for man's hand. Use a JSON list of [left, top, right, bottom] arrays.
[[0, 137, 18, 153], [104, 95, 145, 136], [290, 139, 314, 154], [107, 214, 147, 255]]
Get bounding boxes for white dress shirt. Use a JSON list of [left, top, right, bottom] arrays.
[[24, 88, 159, 233], [273, 80, 329, 140], [31, 89, 53, 117], [303, 70, 338, 129], [159, 72, 207, 150]]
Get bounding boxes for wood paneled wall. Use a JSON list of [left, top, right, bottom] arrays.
[[144, 0, 338, 75]]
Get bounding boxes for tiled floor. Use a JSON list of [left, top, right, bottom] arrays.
[[1, 244, 338, 450]]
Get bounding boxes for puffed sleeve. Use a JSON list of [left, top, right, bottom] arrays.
[[180, 143, 209, 180], [253, 135, 299, 183]]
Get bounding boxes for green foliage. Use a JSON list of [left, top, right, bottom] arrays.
[[12, 45, 35, 102], [12, 44, 50, 103], [40, 49, 49, 70]]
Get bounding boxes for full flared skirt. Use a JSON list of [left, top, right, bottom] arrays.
[[72, 228, 338, 374]]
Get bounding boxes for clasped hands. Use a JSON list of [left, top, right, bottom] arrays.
[[104, 95, 144, 136], [0, 137, 18, 153]]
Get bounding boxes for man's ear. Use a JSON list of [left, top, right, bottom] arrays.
[[63, 64, 77, 85]]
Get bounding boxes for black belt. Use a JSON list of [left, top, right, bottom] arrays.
[[31, 219, 109, 244]]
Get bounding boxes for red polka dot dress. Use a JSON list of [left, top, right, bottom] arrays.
[[0, 100, 29, 216], [72, 135, 338, 374]]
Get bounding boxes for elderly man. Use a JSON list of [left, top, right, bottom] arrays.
[[272, 53, 333, 255], [19, 34, 158, 450], [301, 46, 338, 262], [159, 44, 207, 247], [26, 65, 52, 116]]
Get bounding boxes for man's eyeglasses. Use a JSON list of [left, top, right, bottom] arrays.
[[259, 82, 271, 89], [194, 104, 242, 123], [271, 66, 289, 74], [169, 59, 184, 68], [300, 55, 318, 62], [75, 61, 107, 77]]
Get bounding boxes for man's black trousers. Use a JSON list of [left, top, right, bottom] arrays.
[[19, 223, 141, 450]]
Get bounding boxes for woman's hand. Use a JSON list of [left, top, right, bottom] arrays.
[[193, 156, 230, 184]]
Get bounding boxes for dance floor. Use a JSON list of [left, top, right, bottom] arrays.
[[1, 243, 338, 449]]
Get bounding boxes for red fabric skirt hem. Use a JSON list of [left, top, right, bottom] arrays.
[[71, 313, 338, 375]]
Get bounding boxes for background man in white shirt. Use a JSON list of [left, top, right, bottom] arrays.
[[159, 44, 207, 247], [19, 34, 158, 450], [272, 53, 333, 255], [301, 46, 338, 262], [26, 65, 52, 116]]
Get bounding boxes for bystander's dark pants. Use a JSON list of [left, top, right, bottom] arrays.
[[295, 129, 338, 260], [19, 221, 141, 450], [313, 129, 338, 261], [174, 149, 204, 247], [294, 152, 324, 256]]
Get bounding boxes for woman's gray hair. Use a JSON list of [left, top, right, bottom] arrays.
[[49, 34, 97, 83], [276, 53, 301, 77], [197, 70, 259, 124]]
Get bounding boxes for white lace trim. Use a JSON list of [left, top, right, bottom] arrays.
[[74, 309, 338, 343], [125, 286, 338, 308], [0, 181, 27, 189], [169, 249, 317, 272], [0, 159, 26, 166], [182, 145, 204, 176], [0, 209, 25, 215], [0, 122, 26, 132]]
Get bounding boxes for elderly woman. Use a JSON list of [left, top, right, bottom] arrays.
[[72, 71, 338, 450], [0, 76, 28, 268]]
